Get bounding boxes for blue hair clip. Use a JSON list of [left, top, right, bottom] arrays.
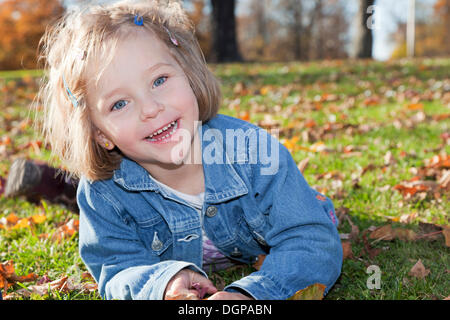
[[62, 74, 78, 108], [134, 14, 144, 26]]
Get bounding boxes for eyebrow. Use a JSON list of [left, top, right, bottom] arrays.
[[100, 62, 174, 104]]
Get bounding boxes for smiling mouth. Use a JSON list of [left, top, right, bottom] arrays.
[[145, 119, 179, 142]]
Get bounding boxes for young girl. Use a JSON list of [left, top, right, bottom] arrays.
[[38, 0, 342, 300]]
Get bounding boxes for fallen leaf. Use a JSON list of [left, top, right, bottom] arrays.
[[0, 260, 38, 297], [369, 224, 417, 242], [341, 241, 353, 260], [407, 103, 423, 110], [12, 218, 32, 230], [398, 212, 418, 224], [252, 254, 266, 271], [408, 259, 430, 279], [6, 213, 19, 226], [166, 291, 199, 300], [362, 231, 382, 259], [239, 111, 250, 121], [394, 228, 417, 241], [297, 157, 309, 173], [369, 225, 396, 241], [288, 283, 326, 300], [31, 214, 46, 224], [40, 218, 79, 242], [442, 226, 450, 247], [5, 275, 98, 299]]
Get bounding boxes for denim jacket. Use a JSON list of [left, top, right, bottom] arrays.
[[77, 114, 342, 300]]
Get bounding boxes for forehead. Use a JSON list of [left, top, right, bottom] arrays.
[[85, 28, 178, 89]]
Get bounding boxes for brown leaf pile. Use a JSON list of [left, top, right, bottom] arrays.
[[0, 213, 79, 242], [393, 154, 450, 200], [1, 261, 97, 300], [0, 260, 38, 297], [336, 206, 449, 266]]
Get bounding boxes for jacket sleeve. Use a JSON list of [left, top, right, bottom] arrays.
[[77, 179, 207, 300], [224, 134, 343, 300]]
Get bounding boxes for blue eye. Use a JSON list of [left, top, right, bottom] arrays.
[[153, 76, 167, 88], [111, 100, 128, 111]]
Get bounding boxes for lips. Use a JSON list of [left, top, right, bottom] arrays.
[[145, 119, 179, 142]]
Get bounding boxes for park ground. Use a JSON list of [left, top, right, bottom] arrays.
[[0, 57, 449, 300]]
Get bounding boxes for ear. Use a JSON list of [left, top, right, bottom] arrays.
[[94, 129, 115, 150]]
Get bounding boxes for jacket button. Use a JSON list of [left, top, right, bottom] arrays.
[[205, 206, 218, 217], [230, 247, 242, 258], [151, 232, 163, 251]]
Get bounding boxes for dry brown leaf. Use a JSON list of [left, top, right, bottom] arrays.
[[442, 226, 450, 247], [297, 157, 309, 173], [408, 259, 430, 279], [341, 241, 353, 260], [369, 224, 417, 242], [165, 291, 199, 300], [252, 254, 266, 271], [369, 225, 396, 241], [5, 275, 98, 299], [394, 228, 418, 241], [0, 260, 38, 297], [39, 218, 79, 242]]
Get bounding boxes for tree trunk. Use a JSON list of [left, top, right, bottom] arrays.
[[351, 0, 375, 59], [210, 0, 242, 62]]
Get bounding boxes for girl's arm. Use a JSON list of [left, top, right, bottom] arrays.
[[224, 132, 343, 300], [77, 179, 208, 300]]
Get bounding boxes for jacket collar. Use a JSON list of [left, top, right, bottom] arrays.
[[112, 120, 248, 204]]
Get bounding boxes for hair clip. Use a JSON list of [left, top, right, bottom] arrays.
[[163, 26, 179, 46], [62, 74, 78, 108], [134, 14, 144, 26]]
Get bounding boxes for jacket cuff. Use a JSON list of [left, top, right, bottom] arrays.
[[142, 261, 208, 300], [224, 272, 289, 300]]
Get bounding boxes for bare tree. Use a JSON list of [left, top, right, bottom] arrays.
[[282, 0, 303, 60], [351, 0, 375, 59], [210, 0, 242, 62]]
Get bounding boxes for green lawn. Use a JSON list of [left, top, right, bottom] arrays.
[[0, 57, 449, 300]]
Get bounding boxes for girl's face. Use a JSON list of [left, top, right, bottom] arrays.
[[87, 30, 200, 171]]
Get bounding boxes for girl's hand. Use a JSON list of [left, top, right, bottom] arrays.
[[164, 268, 217, 300], [207, 291, 254, 300]]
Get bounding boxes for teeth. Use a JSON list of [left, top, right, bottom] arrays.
[[147, 120, 178, 141]]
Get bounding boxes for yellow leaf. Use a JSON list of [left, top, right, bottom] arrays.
[[288, 283, 326, 300], [12, 218, 30, 229], [260, 86, 271, 95], [6, 213, 19, 225], [31, 214, 46, 224]]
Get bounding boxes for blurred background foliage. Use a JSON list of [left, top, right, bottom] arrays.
[[0, 0, 448, 69]]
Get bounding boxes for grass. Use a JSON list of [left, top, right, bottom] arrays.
[[0, 57, 449, 300]]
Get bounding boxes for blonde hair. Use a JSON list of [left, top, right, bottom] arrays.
[[37, 0, 221, 181]]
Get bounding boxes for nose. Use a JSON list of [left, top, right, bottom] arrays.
[[139, 96, 164, 121]]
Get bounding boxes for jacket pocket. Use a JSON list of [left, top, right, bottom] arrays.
[[240, 207, 271, 251], [135, 216, 173, 256]]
